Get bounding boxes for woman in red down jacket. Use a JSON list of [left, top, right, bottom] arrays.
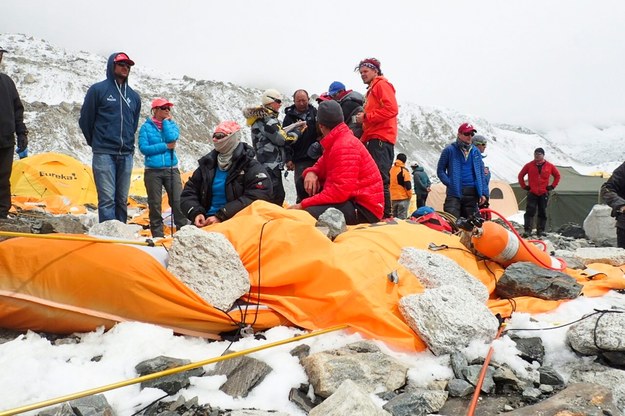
[[288, 100, 383, 224]]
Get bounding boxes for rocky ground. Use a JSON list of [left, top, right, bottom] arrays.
[[1, 212, 625, 415]]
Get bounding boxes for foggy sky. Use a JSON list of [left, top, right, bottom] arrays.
[[2, 0, 624, 129]]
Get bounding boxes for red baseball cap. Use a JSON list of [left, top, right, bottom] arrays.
[[315, 92, 333, 103], [458, 123, 477, 134], [151, 97, 174, 109], [114, 52, 135, 66]]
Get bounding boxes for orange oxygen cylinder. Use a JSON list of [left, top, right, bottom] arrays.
[[471, 221, 563, 269]]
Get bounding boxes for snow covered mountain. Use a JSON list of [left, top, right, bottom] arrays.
[[2, 33, 623, 189]]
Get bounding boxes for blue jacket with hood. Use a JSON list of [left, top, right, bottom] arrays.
[[437, 140, 489, 199], [79, 52, 141, 155]]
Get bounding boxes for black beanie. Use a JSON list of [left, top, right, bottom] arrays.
[[317, 100, 344, 129], [534, 147, 545, 155]]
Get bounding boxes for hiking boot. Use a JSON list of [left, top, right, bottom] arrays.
[[536, 230, 545, 238], [521, 230, 531, 239]]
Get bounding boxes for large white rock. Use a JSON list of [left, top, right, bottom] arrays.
[[399, 285, 500, 356], [88, 219, 142, 240], [167, 226, 250, 311], [399, 247, 489, 303], [308, 379, 390, 416], [583, 204, 617, 246]]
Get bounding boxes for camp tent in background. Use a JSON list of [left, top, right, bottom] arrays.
[[511, 166, 606, 231], [10, 152, 98, 214], [425, 180, 519, 219]]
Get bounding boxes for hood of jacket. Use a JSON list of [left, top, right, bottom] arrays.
[[106, 52, 130, 85], [340, 90, 364, 105], [243, 106, 275, 126]]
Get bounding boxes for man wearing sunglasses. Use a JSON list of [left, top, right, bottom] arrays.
[[79, 52, 141, 223], [437, 123, 489, 220], [243, 88, 304, 206]]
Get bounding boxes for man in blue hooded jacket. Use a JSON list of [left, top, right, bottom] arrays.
[[79, 52, 141, 223], [437, 123, 488, 219]]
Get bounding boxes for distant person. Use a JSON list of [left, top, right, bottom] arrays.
[[288, 100, 383, 224], [138, 98, 187, 238], [411, 163, 431, 208], [327, 81, 364, 138], [354, 58, 398, 219], [79, 52, 141, 223], [437, 123, 488, 219], [283, 89, 319, 203], [243, 89, 304, 206], [0, 45, 28, 220], [180, 121, 273, 226], [518, 147, 560, 237], [600, 161, 625, 249], [472, 134, 492, 220], [389, 153, 412, 219]]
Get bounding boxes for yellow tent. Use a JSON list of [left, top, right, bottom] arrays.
[[10, 153, 98, 213]]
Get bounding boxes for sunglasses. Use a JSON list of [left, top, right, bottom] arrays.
[[462, 132, 475, 137], [213, 133, 227, 140], [115, 62, 131, 68], [267, 95, 282, 104], [158, 106, 171, 111], [475, 142, 486, 146]]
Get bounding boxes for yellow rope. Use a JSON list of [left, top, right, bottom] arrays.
[[0, 230, 167, 247], [0, 324, 349, 415]]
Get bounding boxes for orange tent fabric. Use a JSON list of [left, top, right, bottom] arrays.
[[1, 201, 625, 352]]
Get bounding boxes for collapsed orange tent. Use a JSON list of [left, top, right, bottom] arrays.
[[1, 201, 625, 352]]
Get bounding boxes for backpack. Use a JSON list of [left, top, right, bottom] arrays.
[[396, 167, 411, 191], [414, 212, 453, 233]]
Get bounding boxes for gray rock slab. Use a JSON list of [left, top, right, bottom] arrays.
[[569, 362, 625, 412], [308, 379, 390, 416], [167, 226, 250, 310], [136, 355, 204, 395], [399, 248, 489, 303], [382, 389, 448, 416], [399, 285, 500, 355], [209, 354, 273, 398], [316, 207, 347, 240], [566, 310, 625, 355], [301, 341, 408, 398], [496, 262, 582, 300]]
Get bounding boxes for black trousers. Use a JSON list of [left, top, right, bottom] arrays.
[[304, 201, 379, 225], [266, 165, 285, 206], [0, 146, 13, 218], [443, 186, 480, 219], [524, 192, 549, 232], [365, 139, 394, 218]]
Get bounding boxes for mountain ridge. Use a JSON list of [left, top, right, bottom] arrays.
[[2, 33, 622, 199]]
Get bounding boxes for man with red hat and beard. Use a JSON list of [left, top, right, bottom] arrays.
[[354, 58, 398, 219], [437, 123, 489, 220]]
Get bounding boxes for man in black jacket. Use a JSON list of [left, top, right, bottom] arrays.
[[600, 161, 625, 248], [283, 89, 319, 203], [0, 46, 28, 219], [328, 81, 364, 138]]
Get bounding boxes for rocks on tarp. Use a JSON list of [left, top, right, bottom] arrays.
[[315, 207, 347, 240], [167, 226, 250, 311], [573, 246, 625, 267], [0, 212, 86, 236], [37, 395, 113, 416], [301, 341, 408, 398], [136, 355, 204, 395], [399, 285, 499, 355], [496, 262, 582, 300], [308, 379, 390, 416], [398, 248, 489, 303]]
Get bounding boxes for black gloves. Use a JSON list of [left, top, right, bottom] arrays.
[[16, 134, 28, 153], [524, 186, 530, 191], [547, 185, 554, 191]]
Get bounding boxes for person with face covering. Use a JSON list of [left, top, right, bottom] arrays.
[[180, 121, 273, 227], [437, 123, 489, 219]]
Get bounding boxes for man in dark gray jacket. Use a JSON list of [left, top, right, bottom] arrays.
[[601, 161, 625, 248], [0, 46, 28, 219]]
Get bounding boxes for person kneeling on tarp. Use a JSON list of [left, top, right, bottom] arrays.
[[288, 100, 383, 225], [180, 121, 273, 227]]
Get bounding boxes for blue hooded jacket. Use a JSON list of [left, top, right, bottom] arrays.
[[138, 118, 180, 169], [79, 52, 141, 155], [437, 140, 489, 199]]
